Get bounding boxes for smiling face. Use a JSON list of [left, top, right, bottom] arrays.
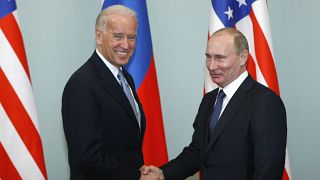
[[96, 13, 137, 68], [205, 32, 248, 88]]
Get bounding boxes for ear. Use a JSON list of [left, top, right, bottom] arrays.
[[95, 30, 102, 45], [240, 50, 249, 65]]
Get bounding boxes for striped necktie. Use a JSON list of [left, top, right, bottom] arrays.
[[117, 70, 141, 127]]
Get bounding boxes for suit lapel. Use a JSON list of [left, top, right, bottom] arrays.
[[89, 52, 138, 126], [205, 75, 254, 154]]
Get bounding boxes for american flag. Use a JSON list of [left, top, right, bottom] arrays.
[[205, 0, 291, 179], [0, 0, 47, 179]]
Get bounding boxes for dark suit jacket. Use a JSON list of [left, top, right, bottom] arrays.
[[62, 51, 146, 180], [161, 75, 287, 180]]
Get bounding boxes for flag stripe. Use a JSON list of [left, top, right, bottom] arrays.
[[235, 16, 269, 88], [282, 169, 289, 180], [138, 56, 168, 166], [0, 104, 45, 180], [247, 54, 257, 79], [0, 13, 30, 80], [0, 1, 47, 179], [0, 143, 22, 180], [249, 11, 279, 95], [252, 0, 274, 56], [0, 30, 39, 131], [0, 69, 47, 178], [208, 6, 224, 35]]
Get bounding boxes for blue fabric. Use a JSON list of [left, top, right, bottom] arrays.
[[0, 0, 16, 18], [102, 0, 153, 90], [209, 90, 226, 132], [211, 0, 256, 27]]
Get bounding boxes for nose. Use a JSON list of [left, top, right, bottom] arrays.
[[120, 38, 129, 49], [206, 58, 217, 70]]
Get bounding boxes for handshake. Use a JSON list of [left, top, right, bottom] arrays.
[[140, 165, 165, 180]]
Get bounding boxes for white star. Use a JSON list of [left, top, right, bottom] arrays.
[[236, 0, 247, 7], [224, 6, 233, 20]]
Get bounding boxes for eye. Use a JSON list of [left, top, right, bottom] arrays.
[[214, 55, 224, 62], [113, 33, 124, 41], [127, 35, 136, 41]]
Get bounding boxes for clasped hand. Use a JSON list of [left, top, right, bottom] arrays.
[[140, 165, 165, 180]]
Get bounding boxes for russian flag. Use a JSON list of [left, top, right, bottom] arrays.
[[102, 0, 169, 166]]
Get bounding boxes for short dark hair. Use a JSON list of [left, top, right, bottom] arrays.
[[213, 27, 249, 54]]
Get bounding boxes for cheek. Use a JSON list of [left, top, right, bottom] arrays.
[[129, 42, 136, 49], [217, 63, 229, 71], [107, 42, 121, 50]]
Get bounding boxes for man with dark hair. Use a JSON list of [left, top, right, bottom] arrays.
[[141, 28, 287, 180]]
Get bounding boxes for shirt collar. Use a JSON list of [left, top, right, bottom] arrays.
[[219, 71, 248, 99], [96, 49, 121, 80]]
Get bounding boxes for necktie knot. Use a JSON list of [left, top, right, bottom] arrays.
[[217, 90, 226, 100]]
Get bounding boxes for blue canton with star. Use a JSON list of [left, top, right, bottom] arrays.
[[0, 0, 17, 19], [212, 0, 256, 27]]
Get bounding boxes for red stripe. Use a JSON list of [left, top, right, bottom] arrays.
[[0, 13, 31, 80], [282, 169, 290, 180], [249, 11, 280, 95], [0, 69, 47, 179], [138, 56, 169, 166], [250, 11, 289, 180], [0, 143, 22, 180], [247, 53, 257, 80]]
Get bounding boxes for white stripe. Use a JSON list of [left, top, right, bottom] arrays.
[[13, 11, 21, 27], [252, 0, 275, 57], [0, 30, 39, 131], [0, 104, 45, 180], [285, 147, 292, 178], [208, 5, 225, 36]]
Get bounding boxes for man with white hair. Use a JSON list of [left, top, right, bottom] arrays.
[[62, 5, 146, 180]]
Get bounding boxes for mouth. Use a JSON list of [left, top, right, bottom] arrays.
[[210, 72, 221, 78], [115, 50, 129, 57]]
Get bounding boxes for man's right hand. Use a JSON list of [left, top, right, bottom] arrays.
[[140, 165, 164, 180]]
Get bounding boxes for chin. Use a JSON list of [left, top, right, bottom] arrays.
[[116, 59, 129, 64], [211, 78, 220, 84]]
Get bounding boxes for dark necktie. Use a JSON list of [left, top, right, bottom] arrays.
[[209, 90, 226, 132], [117, 70, 141, 127]]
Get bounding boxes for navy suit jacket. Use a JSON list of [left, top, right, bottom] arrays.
[[62, 51, 146, 180], [161, 75, 287, 180]]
